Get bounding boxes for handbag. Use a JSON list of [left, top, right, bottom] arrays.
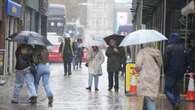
[[96, 73, 102, 76]]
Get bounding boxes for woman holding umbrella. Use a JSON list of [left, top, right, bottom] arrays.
[[104, 35, 125, 92], [133, 43, 162, 110], [86, 46, 105, 91], [120, 30, 167, 110]]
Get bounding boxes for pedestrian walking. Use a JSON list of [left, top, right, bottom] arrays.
[[86, 46, 105, 91], [11, 44, 37, 104], [133, 43, 163, 110], [33, 46, 53, 106], [72, 39, 83, 70], [59, 36, 74, 76], [77, 39, 84, 69], [105, 38, 125, 92], [164, 33, 187, 109]]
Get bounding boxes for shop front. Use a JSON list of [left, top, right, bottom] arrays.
[[4, 0, 22, 74]]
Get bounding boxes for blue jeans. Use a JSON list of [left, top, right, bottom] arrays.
[[35, 64, 53, 97], [13, 68, 37, 100], [88, 74, 99, 89], [143, 96, 156, 110]]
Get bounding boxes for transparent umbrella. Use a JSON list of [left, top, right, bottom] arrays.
[[81, 37, 106, 47], [119, 29, 167, 46], [10, 31, 52, 46]]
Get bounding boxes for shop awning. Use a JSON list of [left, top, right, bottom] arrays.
[[181, 0, 195, 16]]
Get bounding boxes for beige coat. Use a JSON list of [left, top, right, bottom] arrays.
[[135, 47, 162, 99], [87, 48, 105, 75]]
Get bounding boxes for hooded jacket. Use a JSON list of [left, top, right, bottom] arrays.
[[87, 48, 105, 75], [136, 47, 162, 98], [165, 33, 187, 78]]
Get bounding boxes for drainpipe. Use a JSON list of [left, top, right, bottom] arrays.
[[185, 0, 189, 49], [161, 0, 167, 94]]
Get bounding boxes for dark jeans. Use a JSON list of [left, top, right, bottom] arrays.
[[165, 75, 182, 106], [108, 71, 119, 90], [64, 60, 72, 75]]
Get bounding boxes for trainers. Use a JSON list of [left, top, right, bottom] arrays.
[[95, 88, 99, 91], [48, 96, 53, 107], [86, 87, 91, 91]]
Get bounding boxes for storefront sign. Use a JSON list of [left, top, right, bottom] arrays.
[[6, 0, 22, 18]]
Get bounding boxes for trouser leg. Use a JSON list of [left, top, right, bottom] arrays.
[[108, 72, 113, 89]]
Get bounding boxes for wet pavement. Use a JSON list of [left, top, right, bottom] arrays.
[[0, 63, 194, 110]]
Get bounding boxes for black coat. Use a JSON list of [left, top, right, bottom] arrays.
[[164, 43, 187, 78], [106, 46, 125, 72], [15, 46, 33, 70]]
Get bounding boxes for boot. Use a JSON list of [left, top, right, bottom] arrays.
[[48, 96, 53, 107], [29, 96, 37, 104]]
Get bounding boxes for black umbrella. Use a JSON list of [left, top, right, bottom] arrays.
[[10, 31, 52, 46], [104, 34, 125, 46]]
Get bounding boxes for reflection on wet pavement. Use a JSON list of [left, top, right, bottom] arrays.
[[0, 63, 194, 110]]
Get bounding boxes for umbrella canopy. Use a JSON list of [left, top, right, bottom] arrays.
[[104, 34, 125, 46], [11, 31, 52, 46], [81, 37, 106, 47], [119, 29, 168, 46]]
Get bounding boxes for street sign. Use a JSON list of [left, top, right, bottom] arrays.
[[6, 0, 22, 18]]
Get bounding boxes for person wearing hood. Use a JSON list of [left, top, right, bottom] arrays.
[[133, 43, 162, 110], [86, 46, 105, 91], [164, 33, 187, 108]]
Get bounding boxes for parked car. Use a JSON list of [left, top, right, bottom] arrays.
[[47, 33, 63, 62]]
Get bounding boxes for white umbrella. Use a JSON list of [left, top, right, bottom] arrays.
[[81, 39, 106, 47], [119, 29, 168, 46], [81, 37, 106, 47]]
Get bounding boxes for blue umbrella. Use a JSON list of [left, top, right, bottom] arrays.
[[10, 31, 52, 46]]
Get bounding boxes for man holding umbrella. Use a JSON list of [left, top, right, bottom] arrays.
[[11, 44, 37, 104], [104, 34, 125, 92]]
